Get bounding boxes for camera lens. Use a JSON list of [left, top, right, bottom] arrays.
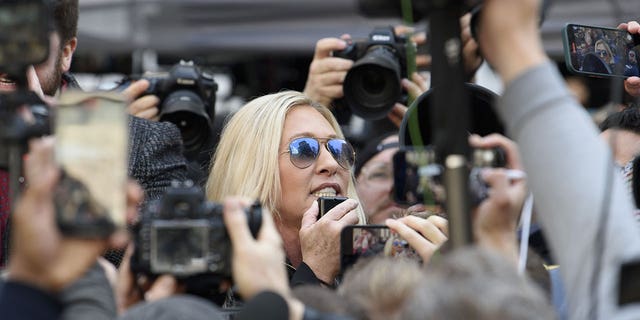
[[160, 90, 212, 156], [361, 69, 386, 94], [343, 46, 401, 120]]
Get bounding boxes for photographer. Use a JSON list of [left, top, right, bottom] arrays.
[[0, 139, 318, 320], [302, 14, 482, 147], [0, 0, 188, 268], [353, 133, 448, 264], [478, 0, 640, 318], [0, 137, 141, 320]]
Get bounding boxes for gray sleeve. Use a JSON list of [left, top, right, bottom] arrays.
[[60, 262, 117, 320], [497, 63, 640, 319]]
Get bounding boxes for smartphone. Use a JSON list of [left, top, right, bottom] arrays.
[[317, 196, 348, 220], [54, 91, 128, 238], [392, 148, 444, 206], [340, 225, 419, 273], [562, 23, 640, 79]]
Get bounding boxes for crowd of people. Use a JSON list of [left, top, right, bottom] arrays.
[[1, 0, 640, 319]]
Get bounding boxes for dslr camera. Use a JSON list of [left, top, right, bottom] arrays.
[[392, 147, 506, 207], [130, 181, 262, 280], [334, 26, 408, 120], [468, 147, 507, 206], [142, 60, 218, 158], [0, 0, 51, 169]]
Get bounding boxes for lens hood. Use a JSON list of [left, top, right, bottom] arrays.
[[399, 82, 504, 147], [343, 46, 402, 120]]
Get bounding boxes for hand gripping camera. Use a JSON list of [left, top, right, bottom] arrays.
[[130, 181, 262, 280], [392, 147, 506, 207], [334, 26, 408, 120], [142, 61, 218, 158]]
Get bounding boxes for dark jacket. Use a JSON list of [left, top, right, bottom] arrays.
[[127, 115, 188, 202], [0, 281, 62, 320], [63, 72, 188, 203]]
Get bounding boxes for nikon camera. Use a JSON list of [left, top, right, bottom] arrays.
[[130, 181, 262, 280], [142, 61, 218, 158], [334, 26, 408, 120]]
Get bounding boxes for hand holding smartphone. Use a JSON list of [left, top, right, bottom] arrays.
[[562, 23, 640, 79], [340, 225, 419, 273], [54, 91, 128, 238]]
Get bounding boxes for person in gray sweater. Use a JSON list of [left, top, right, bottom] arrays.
[[477, 0, 640, 318]]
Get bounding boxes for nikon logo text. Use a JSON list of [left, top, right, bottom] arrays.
[[177, 78, 196, 85], [372, 35, 391, 42]]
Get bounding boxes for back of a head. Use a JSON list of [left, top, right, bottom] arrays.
[[338, 256, 424, 320], [292, 285, 351, 316], [118, 295, 224, 320], [53, 0, 78, 43], [600, 107, 640, 134], [400, 247, 556, 320]]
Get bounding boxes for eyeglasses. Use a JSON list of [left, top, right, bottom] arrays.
[[283, 137, 355, 169], [359, 162, 393, 189]]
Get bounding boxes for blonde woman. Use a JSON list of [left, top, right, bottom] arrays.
[[206, 91, 365, 286], [594, 39, 615, 65]]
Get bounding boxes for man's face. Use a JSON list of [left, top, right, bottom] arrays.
[[34, 32, 64, 96], [355, 135, 402, 224], [0, 32, 71, 96]]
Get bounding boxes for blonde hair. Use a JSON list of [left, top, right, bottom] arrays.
[[595, 39, 615, 64], [206, 90, 365, 223]]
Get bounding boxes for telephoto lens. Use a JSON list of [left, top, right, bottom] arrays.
[[334, 27, 407, 120]]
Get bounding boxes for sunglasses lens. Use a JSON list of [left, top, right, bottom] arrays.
[[289, 138, 319, 168], [327, 139, 355, 168]]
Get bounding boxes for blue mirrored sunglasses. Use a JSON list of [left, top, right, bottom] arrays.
[[285, 137, 355, 169]]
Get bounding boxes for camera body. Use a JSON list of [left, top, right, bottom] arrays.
[[392, 147, 505, 207], [142, 60, 218, 157], [0, 0, 52, 171], [130, 181, 262, 279], [468, 147, 506, 206], [334, 26, 408, 120]]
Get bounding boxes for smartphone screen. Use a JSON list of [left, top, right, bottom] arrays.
[[54, 91, 128, 238], [563, 23, 640, 78], [340, 225, 420, 273]]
